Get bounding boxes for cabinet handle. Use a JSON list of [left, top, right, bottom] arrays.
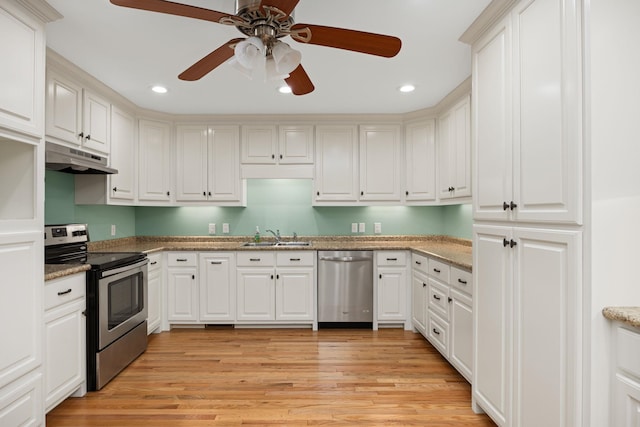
[[249, 258, 261, 262], [361, 191, 364, 196], [422, 282, 427, 287], [415, 261, 422, 265], [432, 328, 440, 336], [316, 191, 320, 196], [379, 274, 382, 279], [272, 154, 275, 159], [167, 191, 170, 196], [449, 186, 454, 192], [192, 275, 195, 280], [457, 278, 467, 285], [86, 134, 91, 140], [176, 258, 188, 262], [386, 258, 397, 261], [276, 274, 279, 279], [113, 187, 117, 192], [448, 297, 452, 303], [271, 274, 274, 280], [210, 261, 222, 265], [78, 132, 84, 138], [406, 191, 409, 196], [503, 238, 510, 247], [433, 294, 441, 301], [290, 258, 301, 261], [203, 192, 206, 196], [433, 268, 441, 273], [57, 288, 72, 296], [208, 191, 212, 197], [503, 201, 510, 211], [279, 154, 283, 159], [150, 261, 158, 265], [510, 201, 518, 210], [510, 239, 517, 248]]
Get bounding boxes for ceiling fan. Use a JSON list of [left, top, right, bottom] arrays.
[[110, 0, 402, 95]]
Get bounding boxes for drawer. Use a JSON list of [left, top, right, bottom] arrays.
[[429, 258, 450, 283], [377, 251, 407, 267], [167, 252, 197, 267], [428, 310, 449, 356], [428, 278, 450, 320], [451, 266, 472, 296], [237, 251, 275, 267], [147, 253, 162, 271], [45, 274, 85, 311], [617, 327, 640, 378], [276, 251, 314, 267], [412, 253, 429, 275]]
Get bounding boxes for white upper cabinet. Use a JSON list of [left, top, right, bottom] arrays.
[[241, 125, 277, 164], [472, 0, 582, 224], [46, 70, 111, 154], [405, 120, 436, 203], [109, 106, 136, 202], [314, 125, 359, 203], [360, 125, 402, 202], [138, 119, 172, 202], [438, 95, 471, 200], [278, 125, 314, 164], [176, 124, 244, 205], [0, 1, 48, 138]]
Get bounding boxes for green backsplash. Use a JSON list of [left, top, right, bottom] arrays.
[[45, 173, 472, 240]]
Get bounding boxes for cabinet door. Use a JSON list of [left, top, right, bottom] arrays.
[[167, 268, 198, 322], [44, 298, 85, 412], [176, 125, 208, 201], [405, 120, 436, 202], [208, 126, 243, 202], [438, 96, 471, 199], [0, 2, 45, 137], [236, 268, 275, 321], [377, 267, 407, 321], [0, 372, 42, 427], [138, 119, 172, 202], [411, 271, 428, 334], [472, 17, 512, 221], [614, 375, 640, 427], [109, 106, 136, 201], [82, 90, 110, 154], [360, 125, 402, 202], [199, 253, 236, 322], [275, 268, 314, 321], [278, 125, 314, 164], [45, 71, 82, 145], [511, 227, 581, 427], [241, 125, 277, 164], [146, 265, 162, 334], [449, 288, 472, 383], [511, 0, 581, 225], [314, 125, 359, 202], [473, 224, 512, 427]]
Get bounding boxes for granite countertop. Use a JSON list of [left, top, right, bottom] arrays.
[[602, 307, 640, 329], [46, 235, 472, 281]]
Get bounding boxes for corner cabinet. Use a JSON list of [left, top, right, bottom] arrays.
[[438, 95, 471, 200], [405, 120, 437, 203]]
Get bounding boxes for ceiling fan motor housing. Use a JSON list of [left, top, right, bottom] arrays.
[[234, 0, 295, 42]]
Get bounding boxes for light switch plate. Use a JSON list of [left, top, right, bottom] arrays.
[[111, 224, 116, 236], [351, 223, 358, 233], [374, 222, 382, 234], [358, 222, 365, 233], [208, 223, 216, 234], [222, 223, 230, 234]]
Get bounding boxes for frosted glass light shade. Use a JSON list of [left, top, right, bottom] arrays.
[[271, 41, 301, 75], [235, 36, 265, 70], [265, 57, 290, 81]]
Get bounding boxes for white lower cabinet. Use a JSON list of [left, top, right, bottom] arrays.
[[375, 251, 410, 329], [0, 372, 43, 427], [199, 253, 236, 322], [44, 273, 86, 413], [166, 252, 198, 323], [146, 253, 162, 334], [236, 251, 315, 327], [411, 253, 429, 335], [473, 225, 582, 427], [612, 324, 640, 427]]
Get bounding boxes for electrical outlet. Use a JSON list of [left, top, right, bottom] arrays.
[[374, 222, 382, 234], [358, 222, 365, 233], [111, 224, 116, 236], [208, 223, 216, 234], [222, 223, 230, 234], [351, 223, 358, 233]]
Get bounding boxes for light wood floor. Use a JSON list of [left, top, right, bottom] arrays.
[[47, 328, 495, 426]]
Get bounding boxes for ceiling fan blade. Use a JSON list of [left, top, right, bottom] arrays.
[[178, 38, 244, 81], [285, 64, 315, 96], [260, 0, 299, 18], [290, 24, 402, 58], [110, 0, 231, 23]]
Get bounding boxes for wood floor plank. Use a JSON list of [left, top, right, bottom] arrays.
[[46, 328, 495, 426]]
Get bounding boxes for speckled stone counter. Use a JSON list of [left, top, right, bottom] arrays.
[[88, 235, 473, 271], [45, 263, 90, 281], [603, 307, 640, 329]]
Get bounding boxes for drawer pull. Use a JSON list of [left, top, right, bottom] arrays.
[[210, 261, 222, 265], [176, 258, 188, 262], [432, 328, 440, 336], [386, 258, 398, 261], [458, 278, 467, 285], [433, 294, 441, 301], [290, 258, 301, 261], [433, 268, 441, 273], [250, 258, 261, 262], [150, 261, 158, 265], [57, 288, 72, 296], [415, 261, 422, 265]]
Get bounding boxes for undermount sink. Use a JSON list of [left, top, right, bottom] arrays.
[[241, 241, 311, 247], [275, 241, 311, 247], [241, 242, 276, 247]]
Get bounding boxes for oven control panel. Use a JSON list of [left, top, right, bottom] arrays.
[[45, 224, 89, 246]]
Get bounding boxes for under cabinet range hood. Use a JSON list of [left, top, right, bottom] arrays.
[[45, 142, 117, 174]]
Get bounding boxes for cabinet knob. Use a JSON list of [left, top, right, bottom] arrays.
[[203, 192, 206, 196], [271, 274, 274, 280], [510, 201, 518, 210], [191, 275, 195, 280], [406, 191, 409, 196], [78, 132, 84, 138], [422, 282, 427, 287], [276, 274, 280, 279], [208, 191, 212, 197], [361, 191, 364, 196], [279, 154, 283, 159], [510, 239, 517, 248], [448, 297, 452, 303], [272, 154, 275, 159], [379, 274, 382, 279], [86, 134, 91, 141], [503, 238, 510, 247], [112, 187, 117, 192], [167, 191, 170, 196], [503, 202, 510, 211], [316, 191, 320, 196]]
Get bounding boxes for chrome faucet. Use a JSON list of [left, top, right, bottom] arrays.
[[266, 229, 281, 243]]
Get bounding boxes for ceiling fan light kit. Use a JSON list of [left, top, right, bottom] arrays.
[[109, 0, 402, 96]]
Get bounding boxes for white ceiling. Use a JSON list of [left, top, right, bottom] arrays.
[[44, 0, 491, 115]]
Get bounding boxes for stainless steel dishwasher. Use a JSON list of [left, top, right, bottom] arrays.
[[317, 251, 373, 325]]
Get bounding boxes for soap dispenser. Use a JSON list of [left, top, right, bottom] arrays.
[[254, 226, 261, 243]]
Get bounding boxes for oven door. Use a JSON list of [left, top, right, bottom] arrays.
[[98, 259, 148, 350]]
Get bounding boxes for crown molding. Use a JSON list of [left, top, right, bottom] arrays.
[[459, 0, 518, 45], [15, 0, 62, 23]]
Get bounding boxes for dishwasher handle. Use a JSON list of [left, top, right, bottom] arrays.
[[319, 256, 371, 262]]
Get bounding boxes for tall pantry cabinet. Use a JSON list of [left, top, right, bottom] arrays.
[[464, 0, 640, 426], [0, 1, 60, 426], [463, 0, 583, 426]]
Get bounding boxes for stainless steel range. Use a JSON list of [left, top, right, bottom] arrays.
[[45, 224, 148, 390]]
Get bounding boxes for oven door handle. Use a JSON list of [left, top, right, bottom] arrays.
[[101, 259, 148, 278]]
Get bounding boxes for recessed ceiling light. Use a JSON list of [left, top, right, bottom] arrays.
[[278, 85, 292, 94], [399, 84, 415, 93], [151, 85, 168, 94]]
